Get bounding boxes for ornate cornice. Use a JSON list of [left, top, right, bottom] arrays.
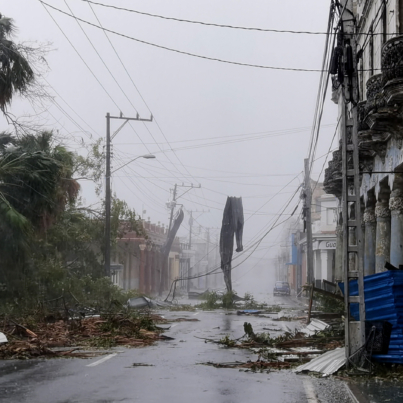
[[365, 74, 387, 117]]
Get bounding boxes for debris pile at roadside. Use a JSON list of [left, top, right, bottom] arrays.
[[198, 317, 345, 372], [200, 359, 292, 372], [0, 310, 184, 360]]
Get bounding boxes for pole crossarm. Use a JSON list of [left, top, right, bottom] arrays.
[[109, 114, 153, 122]]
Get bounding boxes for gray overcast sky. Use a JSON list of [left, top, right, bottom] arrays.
[[2, 0, 337, 283]]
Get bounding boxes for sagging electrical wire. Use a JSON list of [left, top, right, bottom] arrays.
[[78, 0, 397, 37], [164, 184, 302, 301], [39, 1, 327, 72]]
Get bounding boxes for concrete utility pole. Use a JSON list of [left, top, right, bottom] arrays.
[[339, 0, 366, 362], [167, 184, 178, 236], [205, 227, 210, 289], [186, 209, 209, 249], [161, 183, 201, 294], [304, 158, 314, 286], [105, 112, 153, 277], [188, 211, 193, 249]]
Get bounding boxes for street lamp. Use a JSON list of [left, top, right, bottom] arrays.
[[105, 154, 157, 278], [112, 154, 156, 174]]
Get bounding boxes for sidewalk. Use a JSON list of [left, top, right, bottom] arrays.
[[347, 380, 403, 403]]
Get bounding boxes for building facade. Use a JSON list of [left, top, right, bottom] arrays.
[[112, 219, 180, 295], [283, 182, 337, 293], [324, 1, 403, 275]]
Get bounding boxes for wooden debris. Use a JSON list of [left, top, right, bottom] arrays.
[[0, 311, 180, 360], [200, 360, 292, 370]]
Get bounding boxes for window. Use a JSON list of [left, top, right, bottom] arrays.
[[382, 0, 387, 45], [400, 0, 403, 34], [369, 24, 374, 76]]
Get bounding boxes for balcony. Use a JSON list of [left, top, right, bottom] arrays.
[[382, 35, 403, 103], [324, 35, 403, 198]]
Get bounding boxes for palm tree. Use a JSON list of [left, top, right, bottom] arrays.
[[0, 131, 80, 233], [0, 15, 34, 113], [0, 131, 80, 299]]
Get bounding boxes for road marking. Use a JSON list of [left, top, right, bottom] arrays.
[[303, 379, 319, 402], [193, 312, 199, 316], [170, 324, 178, 328], [86, 353, 117, 367]]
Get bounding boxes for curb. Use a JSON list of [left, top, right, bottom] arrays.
[[345, 382, 370, 403]]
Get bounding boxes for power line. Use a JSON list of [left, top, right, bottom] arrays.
[[79, 0, 332, 35], [112, 123, 336, 146], [40, 2, 121, 110], [38, 1, 326, 72], [311, 114, 342, 195], [307, 2, 336, 169], [43, 1, 197, 192], [170, 187, 302, 287], [78, 0, 397, 37], [86, 1, 206, 207]]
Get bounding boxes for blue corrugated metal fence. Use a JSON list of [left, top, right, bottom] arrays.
[[340, 270, 403, 364]]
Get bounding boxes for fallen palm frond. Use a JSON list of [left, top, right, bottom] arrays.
[[0, 310, 179, 360]]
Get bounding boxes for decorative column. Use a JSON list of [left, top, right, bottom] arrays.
[[334, 224, 343, 281], [314, 250, 321, 286], [154, 246, 161, 295], [139, 242, 146, 293], [146, 243, 153, 295], [375, 200, 391, 272], [363, 206, 376, 276], [150, 247, 156, 295], [320, 249, 329, 283], [389, 188, 403, 267]]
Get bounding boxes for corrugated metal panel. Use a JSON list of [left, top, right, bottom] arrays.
[[340, 270, 403, 364], [294, 347, 346, 375], [299, 318, 330, 336], [0, 332, 7, 344]]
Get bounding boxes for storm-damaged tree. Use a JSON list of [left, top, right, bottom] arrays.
[[0, 131, 80, 299], [0, 131, 145, 306], [0, 14, 34, 114]]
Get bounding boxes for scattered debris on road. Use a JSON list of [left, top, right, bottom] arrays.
[[294, 347, 346, 376], [0, 310, 183, 360], [0, 332, 7, 344], [199, 360, 292, 372]]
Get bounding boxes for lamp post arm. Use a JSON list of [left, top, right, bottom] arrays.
[[112, 156, 142, 174]]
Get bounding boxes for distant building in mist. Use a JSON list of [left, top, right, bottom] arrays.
[[277, 180, 337, 294]]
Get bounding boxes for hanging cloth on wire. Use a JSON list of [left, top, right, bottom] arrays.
[[219, 197, 244, 292]]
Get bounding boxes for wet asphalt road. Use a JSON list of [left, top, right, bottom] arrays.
[[0, 294, 355, 403]]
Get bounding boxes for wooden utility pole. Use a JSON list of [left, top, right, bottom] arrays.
[[304, 158, 314, 286], [104, 112, 153, 277]]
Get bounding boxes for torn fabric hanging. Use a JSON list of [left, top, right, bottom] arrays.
[[219, 197, 244, 292]]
